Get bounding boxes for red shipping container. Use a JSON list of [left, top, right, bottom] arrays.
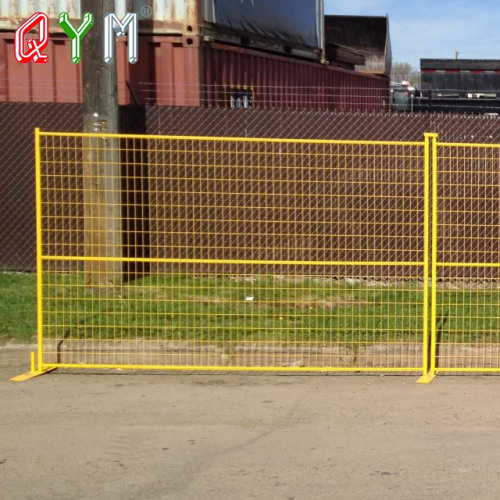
[[0, 33, 389, 111]]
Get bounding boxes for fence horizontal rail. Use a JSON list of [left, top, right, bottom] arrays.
[[40, 255, 424, 267]]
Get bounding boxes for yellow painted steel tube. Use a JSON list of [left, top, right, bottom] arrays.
[[40, 255, 424, 267], [422, 134, 431, 376], [35, 128, 44, 373], [430, 134, 438, 377], [38, 130, 425, 148], [39, 363, 423, 373]]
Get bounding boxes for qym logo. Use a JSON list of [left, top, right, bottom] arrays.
[[15, 13, 49, 63], [15, 11, 139, 64]]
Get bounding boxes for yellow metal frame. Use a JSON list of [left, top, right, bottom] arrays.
[[18, 129, 479, 381], [417, 133, 438, 384], [25, 129, 424, 146], [12, 129, 55, 381]]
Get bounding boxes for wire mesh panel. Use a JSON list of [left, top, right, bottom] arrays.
[[435, 142, 500, 372], [36, 131, 426, 373]]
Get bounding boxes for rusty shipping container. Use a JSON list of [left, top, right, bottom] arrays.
[[0, 0, 323, 58], [0, 32, 199, 105], [0, 32, 389, 110], [202, 42, 389, 112]]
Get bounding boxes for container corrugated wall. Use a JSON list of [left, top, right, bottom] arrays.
[[0, 32, 388, 111], [202, 43, 389, 111], [118, 35, 201, 106], [0, 33, 200, 105], [0, 33, 82, 103]]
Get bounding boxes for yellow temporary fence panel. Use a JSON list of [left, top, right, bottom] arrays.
[[20, 129, 500, 381], [15, 129, 434, 380], [431, 141, 500, 375]]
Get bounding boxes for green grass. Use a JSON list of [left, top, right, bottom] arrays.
[[2, 271, 500, 345], [39, 273, 424, 344], [436, 288, 500, 343], [0, 272, 37, 343]]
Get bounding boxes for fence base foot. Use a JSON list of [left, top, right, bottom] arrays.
[[10, 351, 56, 382], [11, 368, 56, 382], [416, 373, 436, 384]]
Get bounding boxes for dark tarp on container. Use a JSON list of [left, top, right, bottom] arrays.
[[211, 0, 322, 50]]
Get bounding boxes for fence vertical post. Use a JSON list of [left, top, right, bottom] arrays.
[[35, 127, 44, 373], [430, 133, 439, 380], [11, 128, 56, 381], [418, 133, 438, 384]]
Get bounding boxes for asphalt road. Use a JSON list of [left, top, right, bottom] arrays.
[[2, 346, 500, 500]]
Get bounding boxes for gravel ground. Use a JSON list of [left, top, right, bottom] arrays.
[[2, 346, 500, 500]]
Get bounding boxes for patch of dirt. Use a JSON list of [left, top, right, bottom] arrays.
[[278, 295, 373, 309], [185, 295, 227, 305], [186, 294, 373, 309]]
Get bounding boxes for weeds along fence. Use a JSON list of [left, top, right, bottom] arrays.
[[15, 128, 500, 381]]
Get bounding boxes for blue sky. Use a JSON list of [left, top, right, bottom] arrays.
[[325, 0, 500, 70]]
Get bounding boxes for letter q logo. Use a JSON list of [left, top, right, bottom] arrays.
[[15, 13, 49, 63]]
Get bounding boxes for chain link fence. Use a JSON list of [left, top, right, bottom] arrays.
[[2, 95, 500, 271], [0, 103, 83, 270]]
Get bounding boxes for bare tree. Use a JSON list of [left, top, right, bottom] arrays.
[[391, 62, 420, 86]]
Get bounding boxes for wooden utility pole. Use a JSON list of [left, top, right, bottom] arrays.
[[81, 0, 122, 287]]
